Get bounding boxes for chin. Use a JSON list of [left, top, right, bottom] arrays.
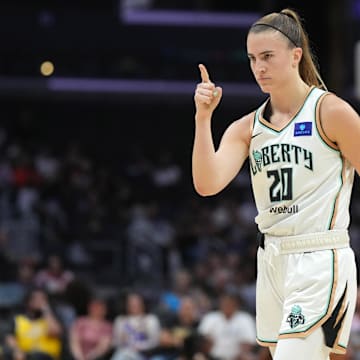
[[258, 84, 271, 94]]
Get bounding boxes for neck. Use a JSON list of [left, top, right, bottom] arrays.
[[269, 79, 311, 117]]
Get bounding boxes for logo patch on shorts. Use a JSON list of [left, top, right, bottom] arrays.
[[294, 122, 312, 136], [287, 305, 305, 328]]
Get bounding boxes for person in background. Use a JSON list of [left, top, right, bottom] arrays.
[[198, 292, 257, 360], [150, 296, 200, 360], [69, 297, 113, 360], [159, 270, 193, 314], [111, 292, 160, 360], [35, 255, 74, 297], [5, 288, 62, 360]]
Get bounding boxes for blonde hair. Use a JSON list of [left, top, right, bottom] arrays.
[[249, 8, 327, 90]]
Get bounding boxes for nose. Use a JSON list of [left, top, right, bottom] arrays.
[[255, 63, 266, 75]]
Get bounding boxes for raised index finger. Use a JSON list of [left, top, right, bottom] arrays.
[[199, 63, 211, 83]]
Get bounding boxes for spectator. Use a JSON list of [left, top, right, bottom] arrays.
[[160, 269, 193, 314], [0, 260, 36, 309], [111, 292, 160, 360], [151, 296, 200, 360], [35, 255, 74, 296], [34, 148, 60, 183], [151, 151, 182, 189], [5, 288, 63, 360], [198, 292, 256, 360], [69, 297, 113, 360]]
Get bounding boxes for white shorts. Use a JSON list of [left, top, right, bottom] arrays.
[[256, 230, 357, 354]]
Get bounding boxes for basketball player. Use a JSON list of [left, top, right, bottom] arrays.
[[192, 8, 360, 360]]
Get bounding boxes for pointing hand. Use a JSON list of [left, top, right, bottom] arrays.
[[194, 64, 223, 119]]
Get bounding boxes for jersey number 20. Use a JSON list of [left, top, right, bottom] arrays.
[[267, 168, 293, 201]]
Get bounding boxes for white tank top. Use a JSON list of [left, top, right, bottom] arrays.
[[249, 86, 354, 236]]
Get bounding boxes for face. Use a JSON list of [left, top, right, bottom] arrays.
[[28, 290, 47, 310], [178, 298, 197, 323], [88, 299, 107, 318], [48, 255, 62, 274], [175, 270, 191, 292], [126, 294, 145, 315], [247, 31, 302, 93], [219, 295, 238, 318]]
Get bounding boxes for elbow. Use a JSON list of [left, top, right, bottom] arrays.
[[193, 182, 218, 197]]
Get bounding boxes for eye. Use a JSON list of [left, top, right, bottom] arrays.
[[263, 53, 273, 60]]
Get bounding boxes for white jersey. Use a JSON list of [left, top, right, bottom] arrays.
[[249, 86, 355, 236]]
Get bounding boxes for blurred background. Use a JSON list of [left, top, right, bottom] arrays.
[[0, 1, 359, 360]]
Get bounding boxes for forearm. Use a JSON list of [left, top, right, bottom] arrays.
[[71, 344, 85, 360], [6, 335, 21, 352], [70, 336, 85, 360], [135, 321, 160, 351], [6, 335, 26, 360], [192, 116, 221, 196], [44, 309, 62, 336], [87, 337, 111, 360], [192, 116, 249, 196]]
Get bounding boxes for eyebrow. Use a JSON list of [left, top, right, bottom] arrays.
[[247, 50, 274, 57]]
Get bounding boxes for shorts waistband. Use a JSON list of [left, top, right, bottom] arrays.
[[257, 230, 349, 254]]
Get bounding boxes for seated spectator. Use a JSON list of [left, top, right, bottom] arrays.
[[111, 292, 160, 360], [160, 269, 193, 314], [69, 297, 113, 360], [150, 296, 200, 360], [198, 292, 256, 360], [4, 288, 63, 360], [0, 260, 36, 309], [35, 255, 74, 296]]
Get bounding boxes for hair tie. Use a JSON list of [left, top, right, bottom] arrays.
[[279, 11, 294, 20]]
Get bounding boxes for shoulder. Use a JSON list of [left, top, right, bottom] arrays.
[[320, 93, 357, 118], [114, 315, 126, 325], [71, 317, 86, 330], [230, 111, 256, 129], [143, 314, 160, 326], [222, 111, 256, 147], [200, 311, 222, 323], [102, 320, 113, 331], [198, 312, 220, 332], [234, 311, 255, 322], [74, 316, 87, 323], [320, 93, 359, 142]]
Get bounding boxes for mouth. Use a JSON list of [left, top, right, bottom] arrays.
[[257, 77, 270, 82]]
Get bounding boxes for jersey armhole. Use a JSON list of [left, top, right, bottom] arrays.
[[250, 110, 257, 135], [315, 92, 339, 151]]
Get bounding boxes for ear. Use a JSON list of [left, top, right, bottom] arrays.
[[292, 47, 303, 67]]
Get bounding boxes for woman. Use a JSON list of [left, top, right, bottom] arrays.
[[150, 296, 200, 360], [192, 8, 360, 360], [5, 288, 63, 360], [111, 292, 160, 360], [69, 298, 113, 360]]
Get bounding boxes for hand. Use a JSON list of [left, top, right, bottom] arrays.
[[194, 64, 222, 120], [14, 350, 26, 360]]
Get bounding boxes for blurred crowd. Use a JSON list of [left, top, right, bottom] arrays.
[[0, 114, 360, 360]]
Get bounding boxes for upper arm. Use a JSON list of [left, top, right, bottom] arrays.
[[69, 320, 79, 340], [213, 112, 253, 182], [320, 94, 360, 174], [113, 318, 121, 335]]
